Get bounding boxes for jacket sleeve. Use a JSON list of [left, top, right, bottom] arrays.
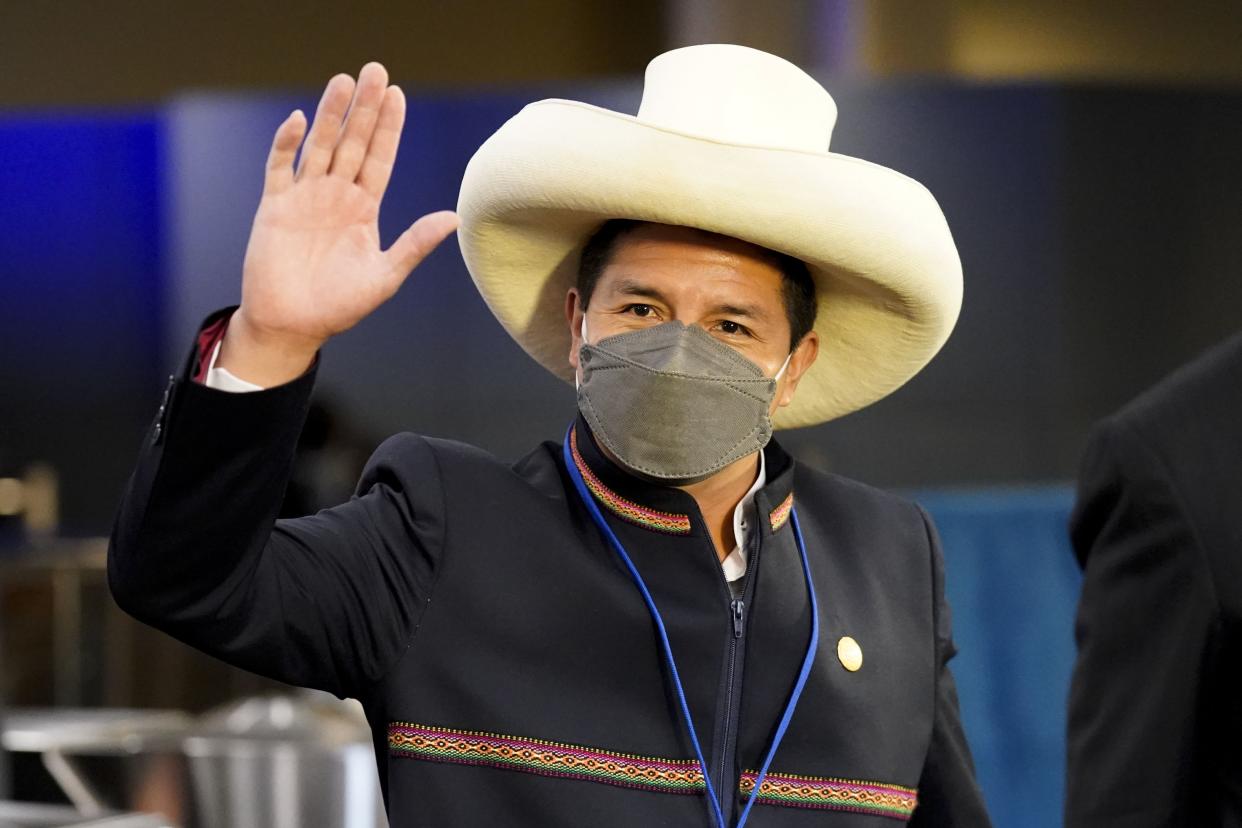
[[107, 308, 446, 699], [1064, 419, 1217, 826], [909, 506, 993, 827]]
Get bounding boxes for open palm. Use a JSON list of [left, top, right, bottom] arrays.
[[238, 62, 457, 349]]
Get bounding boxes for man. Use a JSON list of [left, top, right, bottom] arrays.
[[1066, 333, 1242, 827], [110, 45, 990, 825]]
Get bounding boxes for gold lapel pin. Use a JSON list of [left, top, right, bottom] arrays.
[[837, 636, 863, 672]]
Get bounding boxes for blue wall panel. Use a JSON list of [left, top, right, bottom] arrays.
[[920, 488, 1082, 828]]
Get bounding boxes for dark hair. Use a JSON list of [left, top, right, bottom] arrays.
[[576, 219, 818, 349]]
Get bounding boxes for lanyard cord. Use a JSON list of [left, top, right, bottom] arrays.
[[562, 425, 819, 828]]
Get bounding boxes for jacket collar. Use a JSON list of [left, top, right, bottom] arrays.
[[569, 415, 796, 537]]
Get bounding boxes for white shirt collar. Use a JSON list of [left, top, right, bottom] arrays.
[[721, 450, 766, 584]]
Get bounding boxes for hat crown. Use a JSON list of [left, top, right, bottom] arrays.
[[636, 44, 837, 154]]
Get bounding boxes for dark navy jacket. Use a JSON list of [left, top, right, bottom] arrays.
[[109, 309, 991, 826]]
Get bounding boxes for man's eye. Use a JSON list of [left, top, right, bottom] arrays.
[[718, 320, 749, 336], [627, 304, 654, 318]]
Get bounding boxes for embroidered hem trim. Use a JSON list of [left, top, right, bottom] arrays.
[[388, 722, 704, 794], [769, 491, 794, 531], [740, 770, 918, 819], [569, 427, 692, 535], [388, 723, 917, 820]]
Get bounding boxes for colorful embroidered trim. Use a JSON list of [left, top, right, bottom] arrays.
[[388, 723, 705, 794], [769, 492, 794, 531], [740, 770, 918, 820], [569, 428, 692, 535]]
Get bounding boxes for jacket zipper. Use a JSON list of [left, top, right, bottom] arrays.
[[714, 597, 745, 824], [713, 511, 762, 825]]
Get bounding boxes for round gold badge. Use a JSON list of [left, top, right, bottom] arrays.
[[837, 636, 863, 672]]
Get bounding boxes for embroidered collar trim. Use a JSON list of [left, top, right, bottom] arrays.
[[769, 492, 795, 532], [569, 427, 693, 534], [570, 426, 795, 537]]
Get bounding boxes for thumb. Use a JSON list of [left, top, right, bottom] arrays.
[[384, 210, 460, 280]]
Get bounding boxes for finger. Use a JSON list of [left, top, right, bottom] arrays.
[[383, 210, 460, 284], [329, 62, 389, 181], [296, 73, 356, 179], [357, 85, 406, 199], [263, 109, 306, 195]]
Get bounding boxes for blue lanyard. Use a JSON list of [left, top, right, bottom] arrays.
[[562, 425, 820, 828]]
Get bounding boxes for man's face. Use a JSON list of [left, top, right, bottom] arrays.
[[565, 222, 818, 414]]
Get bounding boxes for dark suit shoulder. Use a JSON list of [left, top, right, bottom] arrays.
[[366, 433, 571, 510], [795, 461, 926, 527], [1080, 331, 1242, 609], [791, 462, 932, 575], [355, 432, 446, 493], [1112, 331, 1242, 445], [364, 432, 528, 480]]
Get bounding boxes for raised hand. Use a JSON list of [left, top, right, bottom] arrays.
[[218, 62, 458, 386]]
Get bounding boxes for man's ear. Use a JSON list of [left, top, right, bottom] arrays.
[[776, 331, 819, 409], [565, 288, 585, 374]]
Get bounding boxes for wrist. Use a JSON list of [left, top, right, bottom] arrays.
[[217, 309, 323, 387]]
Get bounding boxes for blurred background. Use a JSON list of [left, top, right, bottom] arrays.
[[1, 1, 1239, 826]]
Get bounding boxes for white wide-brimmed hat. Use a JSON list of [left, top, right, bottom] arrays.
[[457, 43, 962, 429]]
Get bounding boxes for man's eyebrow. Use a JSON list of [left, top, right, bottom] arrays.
[[609, 278, 672, 304], [711, 302, 769, 321]]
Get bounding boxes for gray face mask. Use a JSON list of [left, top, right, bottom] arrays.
[[577, 319, 791, 485]]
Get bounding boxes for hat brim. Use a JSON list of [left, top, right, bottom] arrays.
[[457, 99, 962, 429]]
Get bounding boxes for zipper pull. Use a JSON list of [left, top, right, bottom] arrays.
[[731, 599, 745, 638]]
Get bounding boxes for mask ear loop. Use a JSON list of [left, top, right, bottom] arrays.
[[773, 350, 794, 382], [575, 315, 590, 391]]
